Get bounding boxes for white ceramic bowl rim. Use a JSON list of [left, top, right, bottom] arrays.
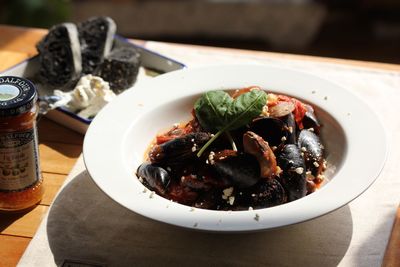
[[83, 64, 387, 232]]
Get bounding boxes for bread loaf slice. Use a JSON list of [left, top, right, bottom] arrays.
[[36, 23, 82, 87]]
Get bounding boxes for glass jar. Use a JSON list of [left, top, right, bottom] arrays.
[[0, 76, 43, 211]]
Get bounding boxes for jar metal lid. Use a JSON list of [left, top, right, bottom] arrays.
[[0, 76, 37, 116]]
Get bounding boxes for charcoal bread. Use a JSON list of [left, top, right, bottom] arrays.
[[78, 16, 116, 74], [36, 23, 82, 87], [95, 47, 140, 93]]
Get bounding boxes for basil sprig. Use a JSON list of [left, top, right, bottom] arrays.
[[194, 89, 267, 157]]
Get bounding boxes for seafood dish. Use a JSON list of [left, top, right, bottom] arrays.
[[137, 86, 326, 210]]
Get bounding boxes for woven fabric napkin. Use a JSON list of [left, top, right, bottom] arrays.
[[18, 43, 400, 267]]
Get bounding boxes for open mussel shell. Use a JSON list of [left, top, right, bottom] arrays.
[[277, 144, 307, 201], [298, 129, 324, 176], [212, 150, 260, 188], [243, 131, 277, 179], [248, 117, 288, 148], [137, 162, 171, 194]]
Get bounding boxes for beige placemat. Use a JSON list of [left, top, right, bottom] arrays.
[[19, 45, 400, 267]]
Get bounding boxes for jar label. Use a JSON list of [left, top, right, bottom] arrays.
[[0, 129, 40, 191]]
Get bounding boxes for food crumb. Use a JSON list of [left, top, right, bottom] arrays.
[[248, 207, 253, 211], [295, 167, 304, 174], [142, 187, 148, 193], [288, 126, 293, 133], [222, 187, 234, 200], [228, 196, 235, 205], [315, 174, 325, 184], [311, 90, 316, 94], [190, 207, 195, 212], [324, 96, 328, 100], [254, 214, 260, 221], [281, 136, 287, 142], [193, 222, 198, 227], [191, 144, 197, 152], [276, 166, 282, 175], [308, 128, 314, 132], [149, 191, 155, 198], [301, 147, 307, 152], [173, 123, 179, 128], [313, 161, 320, 168], [138, 176, 143, 183], [208, 151, 215, 165]]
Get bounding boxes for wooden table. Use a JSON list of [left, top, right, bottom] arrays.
[[0, 25, 399, 267]]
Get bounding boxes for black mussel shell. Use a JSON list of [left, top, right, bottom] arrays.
[[212, 151, 260, 188], [281, 112, 296, 144], [298, 129, 324, 176], [235, 179, 287, 209], [149, 132, 210, 165], [302, 104, 321, 134], [137, 163, 170, 194], [277, 144, 307, 201], [249, 117, 288, 148]]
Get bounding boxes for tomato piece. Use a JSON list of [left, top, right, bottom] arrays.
[[156, 135, 177, 144], [168, 182, 199, 204], [292, 98, 307, 129]]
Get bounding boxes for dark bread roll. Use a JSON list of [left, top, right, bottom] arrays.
[[95, 47, 141, 94], [78, 16, 116, 74], [36, 23, 82, 87]]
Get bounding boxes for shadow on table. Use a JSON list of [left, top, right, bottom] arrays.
[[46, 171, 353, 267], [0, 205, 37, 232]]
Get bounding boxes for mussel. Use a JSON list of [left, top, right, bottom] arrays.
[[234, 179, 287, 209], [212, 150, 260, 188], [243, 131, 277, 179], [302, 104, 321, 133], [277, 144, 307, 201], [281, 112, 296, 144], [194, 189, 225, 210], [149, 132, 211, 165], [248, 117, 288, 148], [137, 163, 171, 194], [298, 129, 324, 176]]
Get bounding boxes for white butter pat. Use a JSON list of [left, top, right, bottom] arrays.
[[54, 74, 116, 119]]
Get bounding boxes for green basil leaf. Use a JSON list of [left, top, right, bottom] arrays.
[[225, 89, 267, 130], [194, 90, 232, 131]]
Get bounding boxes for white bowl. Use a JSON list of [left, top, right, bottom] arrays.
[[83, 64, 387, 232]]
